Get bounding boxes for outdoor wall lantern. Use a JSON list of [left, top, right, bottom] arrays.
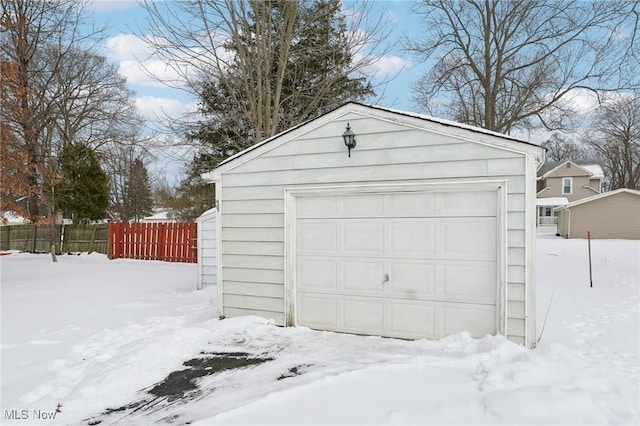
[[342, 123, 357, 157]]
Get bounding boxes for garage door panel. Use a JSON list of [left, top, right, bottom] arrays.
[[298, 294, 338, 327], [298, 258, 338, 291], [442, 191, 497, 216], [442, 304, 496, 338], [388, 221, 437, 255], [342, 194, 385, 217], [441, 218, 496, 260], [388, 261, 436, 298], [441, 262, 496, 304], [343, 299, 385, 333], [388, 302, 437, 338], [297, 195, 338, 218], [385, 192, 438, 216], [343, 222, 384, 253], [298, 222, 337, 252], [343, 260, 385, 293]]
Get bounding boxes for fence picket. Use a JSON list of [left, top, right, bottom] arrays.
[[106, 222, 196, 263]]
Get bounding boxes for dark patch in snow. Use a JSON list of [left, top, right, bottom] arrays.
[[84, 352, 272, 425], [277, 363, 313, 380], [103, 400, 146, 414], [149, 352, 272, 399]]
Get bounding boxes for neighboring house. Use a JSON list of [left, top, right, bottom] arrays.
[[202, 102, 545, 348], [140, 209, 177, 223], [536, 160, 604, 226], [556, 188, 640, 239]]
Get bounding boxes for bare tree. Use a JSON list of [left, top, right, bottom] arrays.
[[1, 0, 99, 259], [587, 95, 640, 190], [406, 0, 639, 134], [50, 47, 138, 151], [100, 121, 156, 221], [138, 0, 393, 143], [0, 1, 103, 226], [50, 47, 152, 221], [541, 133, 590, 162], [0, 0, 144, 259]]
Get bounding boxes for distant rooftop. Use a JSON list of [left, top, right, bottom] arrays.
[[537, 160, 604, 178]]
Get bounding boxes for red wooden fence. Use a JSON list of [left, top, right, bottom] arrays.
[[108, 222, 197, 263]]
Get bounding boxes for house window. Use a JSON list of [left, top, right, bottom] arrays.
[[562, 177, 572, 194]]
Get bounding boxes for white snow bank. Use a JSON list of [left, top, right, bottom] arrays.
[[1, 235, 638, 425]]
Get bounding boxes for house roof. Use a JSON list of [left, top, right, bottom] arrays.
[[204, 102, 544, 180], [1, 211, 27, 225], [554, 188, 640, 211], [536, 197, 569, 207], [363, 104, 539, 147], [142, 210, 174, 222], [196, 207, 217, 222], [537, 160, 604, 179], [580, 164, 605, 179]]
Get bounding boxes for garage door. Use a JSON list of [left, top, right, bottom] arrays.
[[295, 190, 498, 339]]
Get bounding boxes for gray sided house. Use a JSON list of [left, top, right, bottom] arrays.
[[202, 103, 545, 348], [556, 188, 640, 239], [536, 160, 604, 227], [537, 160, 604, 202]]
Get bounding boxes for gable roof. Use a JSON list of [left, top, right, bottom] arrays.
[[204, 102, 544, 180], [537, 160, 604, 179], [362, 103, 540, 147], [555, 188, 640, 211]]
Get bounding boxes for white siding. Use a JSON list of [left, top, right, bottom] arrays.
[[215, 108, 542, 345], [196, 209, 217, 289]]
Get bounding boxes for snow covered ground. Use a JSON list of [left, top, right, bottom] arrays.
[[1, 233, 638, 425]]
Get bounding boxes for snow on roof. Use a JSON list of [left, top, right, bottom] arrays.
[[1, 212, 28, 225], [369, 104, 531, 145], [580, 164, 604, 179], [536, 197, 570, 207], [196, 207, 217, 222], [146, 211, 170, 220], [537, 160, 604, 179], [141, 210, 176, 222]]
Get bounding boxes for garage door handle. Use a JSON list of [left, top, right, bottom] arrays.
[[383, 274, 389, 284]]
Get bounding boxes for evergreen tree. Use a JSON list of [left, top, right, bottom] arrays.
[[125, 159, 154, 222], [177, 0, 374, 218], [56, 143, 109, 223], [189, 0, 373, 166]]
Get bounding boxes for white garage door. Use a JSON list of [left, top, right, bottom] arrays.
[[295, 190, 498, 339]]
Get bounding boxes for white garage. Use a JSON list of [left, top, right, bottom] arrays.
[[202, 103, 544, 347]]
